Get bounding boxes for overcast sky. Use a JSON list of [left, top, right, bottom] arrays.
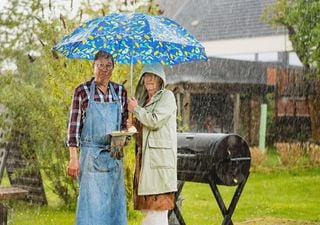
[[0, 0, 84, 18], [0, 0, 148, 21]]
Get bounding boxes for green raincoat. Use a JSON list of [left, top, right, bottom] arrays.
[[133, 64, 178, 195]]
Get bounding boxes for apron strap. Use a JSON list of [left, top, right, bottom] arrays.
[[89, 80, 96, 102], [109, 83, 122, 131], [84, 81, 96, 113], [109, 83, 119, 102]]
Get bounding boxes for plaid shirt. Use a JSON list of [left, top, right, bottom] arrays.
[[67, 78, 128, 147]]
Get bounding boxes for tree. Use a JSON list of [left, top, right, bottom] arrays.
[[0, 0, 162, 207], [0, 0, 92, 205], [263, 0, 320, 142]]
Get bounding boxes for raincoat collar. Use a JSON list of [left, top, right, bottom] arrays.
[[144, 89, 164, 107]]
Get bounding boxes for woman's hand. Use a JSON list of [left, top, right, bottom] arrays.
[[127, 97, 138, 113]]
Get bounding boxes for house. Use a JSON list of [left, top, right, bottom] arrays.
[[156, 0, 309, 145], [157, 0, 301, 66]]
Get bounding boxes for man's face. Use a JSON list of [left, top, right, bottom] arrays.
[[93, 57, 114, 84]]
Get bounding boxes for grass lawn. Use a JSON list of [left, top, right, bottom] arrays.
[[3, 166, 319, 225], [6, 203, 75, 225], [180, 167, 320, 224], [2, 149, 320, 225]]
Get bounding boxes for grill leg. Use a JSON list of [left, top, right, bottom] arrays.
[[209, 173, 250, 225], [222, 173, 249, 225], [0, 203, 8, 225], [168, 181, 186, 225], [209, 180, 233, 225]]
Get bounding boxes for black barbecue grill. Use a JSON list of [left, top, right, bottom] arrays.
[[169, 133, 251, 225]]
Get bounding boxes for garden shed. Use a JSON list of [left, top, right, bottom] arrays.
[[165, 57, 271, 145], [165, 55, 314, 145]]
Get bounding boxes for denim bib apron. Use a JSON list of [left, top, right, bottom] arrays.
[[76, 81, 127, 225]]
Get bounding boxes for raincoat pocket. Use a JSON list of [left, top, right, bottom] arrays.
[[148, 138, 174, 168], [90, 149, 119, 172]]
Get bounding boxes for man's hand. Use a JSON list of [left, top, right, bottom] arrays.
[[110, 146, 124, 160], [124, 136, 131, 146], [67, 147, 80, 179]]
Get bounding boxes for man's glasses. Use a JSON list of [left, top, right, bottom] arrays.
[[95, 63, 113, 71]]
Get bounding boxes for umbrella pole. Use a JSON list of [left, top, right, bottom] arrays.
[[130, 58, 133, 97], [127, 56, 137, 133]]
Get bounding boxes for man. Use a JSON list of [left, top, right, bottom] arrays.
[[66, 50, 128, 225]]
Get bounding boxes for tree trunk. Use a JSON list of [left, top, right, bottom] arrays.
[[307, 78, 320, 143], [308, 95, 320, 143]]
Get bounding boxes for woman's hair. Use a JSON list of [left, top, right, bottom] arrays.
[[94, 50, 114, 67], [142, 73, 164, 88]]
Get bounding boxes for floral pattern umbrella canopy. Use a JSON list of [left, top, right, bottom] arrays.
[[52, 12, 207, 65]]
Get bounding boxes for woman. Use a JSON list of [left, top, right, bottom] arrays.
[[127, 64, 177, 225]]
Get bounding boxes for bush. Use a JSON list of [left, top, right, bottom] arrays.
[[274, 142, 305, 166], [307, 143, 320, 165], [249, 147, 266, 168]]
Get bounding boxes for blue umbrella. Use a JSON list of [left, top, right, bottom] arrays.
[[52, 12, 207, 65], [53, 12, 207, 96]]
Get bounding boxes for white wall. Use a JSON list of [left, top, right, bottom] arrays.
[[202, 34, 302, 66], [203, 35, 293, 56]]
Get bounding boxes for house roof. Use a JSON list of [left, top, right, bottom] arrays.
[[165, 57, 268, 85], [157, 0, 286, 41]]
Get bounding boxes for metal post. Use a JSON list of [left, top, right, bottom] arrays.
[[233, 93, 240, 134], [259, 104, 267, 150]]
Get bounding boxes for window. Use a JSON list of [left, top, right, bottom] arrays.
[[218, 54, 256, 61], [258, 52, 278, 62], [289, 52, 303, 66]]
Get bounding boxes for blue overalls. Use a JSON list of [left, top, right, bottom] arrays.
[[76, 81, 127, 225]]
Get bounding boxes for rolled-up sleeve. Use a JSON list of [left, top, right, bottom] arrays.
[[66, 89, 83, 147]]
